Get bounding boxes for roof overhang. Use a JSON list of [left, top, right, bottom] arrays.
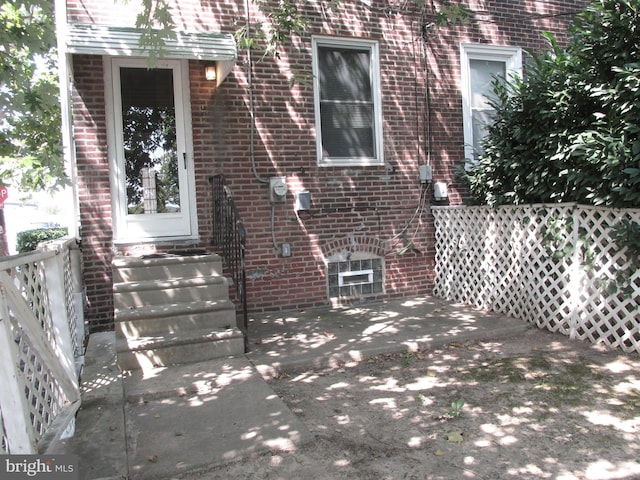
[[65, 24, 237, 85]]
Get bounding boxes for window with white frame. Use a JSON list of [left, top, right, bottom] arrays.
[[312, 37, 384, 167], [460, 44, 522, 169]]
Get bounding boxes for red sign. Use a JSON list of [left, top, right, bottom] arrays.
[[0, 187, 7, 208]]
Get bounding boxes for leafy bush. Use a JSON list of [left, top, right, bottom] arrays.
[[16, 227, 68, 253], [467, 0, 640, 208]]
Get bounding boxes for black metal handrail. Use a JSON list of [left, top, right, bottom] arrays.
[[209, 174, 249, 352]]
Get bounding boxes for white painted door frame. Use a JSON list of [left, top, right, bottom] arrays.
[[106, 57, 198, 243]]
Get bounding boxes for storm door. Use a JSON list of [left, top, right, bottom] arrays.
[[110, 58, 195, 240]]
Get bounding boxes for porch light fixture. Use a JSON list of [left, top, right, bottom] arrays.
[[205, 63, 217, 81]]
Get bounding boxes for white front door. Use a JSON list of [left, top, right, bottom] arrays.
[[109, 58, 197, 242]]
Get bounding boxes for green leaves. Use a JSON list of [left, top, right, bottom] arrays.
[[467, 0, 640, 208], [434, 5, 472, 26], [16, 227, 68, 253], [132, 0, 177, 66], [449, 398, 465, 418], [0, 0, 66, 192]]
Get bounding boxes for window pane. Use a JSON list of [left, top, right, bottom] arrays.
[[472, 108, 496, 155], [320, 102, 374, 157], [470, 59, 505, 156], [470, 59, 505, 109], [318, 47, 371, 101], [317, 45, 375, 159]]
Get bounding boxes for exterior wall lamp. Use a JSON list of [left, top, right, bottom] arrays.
[[205, 63, 217, 81]]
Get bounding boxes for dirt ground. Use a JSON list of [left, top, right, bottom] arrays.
[[190, 328, 640, 480]]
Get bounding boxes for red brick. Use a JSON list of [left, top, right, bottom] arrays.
[[66, 0, 587, 331]]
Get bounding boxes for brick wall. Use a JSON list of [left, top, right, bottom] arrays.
[[71, 54, 114, 331], [66, 0, 588, 331]]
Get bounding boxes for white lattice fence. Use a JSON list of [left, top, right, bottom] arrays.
[[432, 204, 640, 353], [572, 207, 640, 351], [0, 237, 85, 454]]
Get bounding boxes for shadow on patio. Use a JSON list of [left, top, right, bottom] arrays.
[[61, 294, 528, 480], [246, 295, 528, 378]]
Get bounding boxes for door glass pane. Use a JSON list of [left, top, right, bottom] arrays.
[[120, 67, 180, 215]]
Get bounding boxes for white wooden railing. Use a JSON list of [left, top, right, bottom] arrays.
[[432, 203, 640, 353], [0, 237, 85, 454]]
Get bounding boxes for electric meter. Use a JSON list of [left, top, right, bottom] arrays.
[[269, 176, 287, 203]]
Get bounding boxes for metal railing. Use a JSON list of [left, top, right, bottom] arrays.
[[209, 174, 249, 352]]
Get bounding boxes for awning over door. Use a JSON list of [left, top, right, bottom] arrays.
[[65, 24, 237, 85]]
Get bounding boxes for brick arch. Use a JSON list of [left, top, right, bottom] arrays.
[[321, 235, 385, 262]]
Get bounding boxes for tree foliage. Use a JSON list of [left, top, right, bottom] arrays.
[[0, 1, 66, 191], [130, 0, 177, 65], [467, 0, 640, 208]]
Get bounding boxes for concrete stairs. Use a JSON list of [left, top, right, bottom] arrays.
[[113, 253, 245, 370]]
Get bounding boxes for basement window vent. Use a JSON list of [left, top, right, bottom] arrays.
[[328, 258, 383, 299], [339, 270, 373, 287]]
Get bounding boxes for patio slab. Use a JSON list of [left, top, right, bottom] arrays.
[[62, 294, 528, 479], [246, 295, 528, 378]]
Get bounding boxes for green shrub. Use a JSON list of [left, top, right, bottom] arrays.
[[16, 227, 68, 253], [467, 0, 640, 208]]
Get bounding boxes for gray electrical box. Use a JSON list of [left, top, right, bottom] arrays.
[[269, 176, 287, 203], [294, 190, 311, 211], [419, 164, 433, 184]]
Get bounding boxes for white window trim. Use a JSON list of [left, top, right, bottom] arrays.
[[460, 43, 522, 169], [312, 36, 384, 167]]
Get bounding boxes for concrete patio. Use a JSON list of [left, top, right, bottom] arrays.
[[59, 295, 529, 480]]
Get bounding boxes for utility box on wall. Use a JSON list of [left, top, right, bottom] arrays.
[[294, 190, 311, 211], [269, 176, 287, 203], [433, 182, 448, 201]]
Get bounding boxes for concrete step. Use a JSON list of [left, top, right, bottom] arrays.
[[113, 275, 229, 309], [113, 252, 241, 370], [116, 327, 245, 370], [115, 299, 238, 337], [112, 253, 224, 283], [122, 356, 256, 403]]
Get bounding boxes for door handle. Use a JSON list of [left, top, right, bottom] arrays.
[[183, 152, 187, 169]]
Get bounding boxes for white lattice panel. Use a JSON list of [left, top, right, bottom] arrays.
[[0, 239, 83, 453], [13, 262, 53, 339], [10, 316, 68, 442], [572, 207, 640, 352], [433, 204, 640, 354], [61, 248, 81, 357]]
